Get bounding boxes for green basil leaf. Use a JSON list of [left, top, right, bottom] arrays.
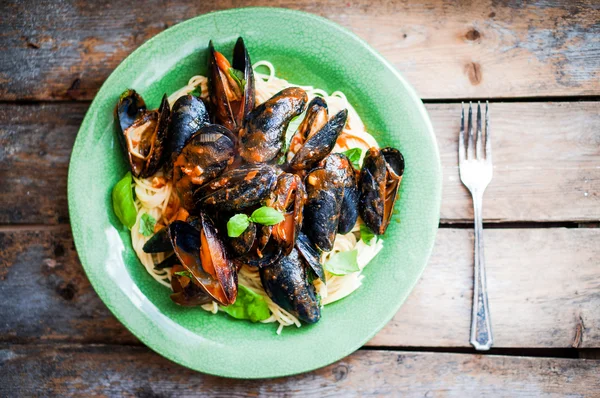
[[324, 249, 360, 276], [343, 148, 363, 169], [139, 213, 157, 237], [189, 85, 202, 97], [228, 68, 246, 91], [360, 224, 376, 246], [227, 213, 250, 237], [220, 285, 271, 322], [250, 206, 285, 226], [173, 270, 193, 278], [111, 171, 137, 229]]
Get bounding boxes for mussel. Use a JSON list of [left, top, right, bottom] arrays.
[[228, 222, 257, 257], [193, 164, 278, 212], [296, 232, 324, 281], [172, 124, 236, 209], [302, 154, 345, 252], [321, 153, 360, 234], [169, 214, 237, 306], [288, 97, 348, 171], [166, 94, 210, 167], [359, 147, 405, 235], [170, 264, 213, 306], [260, 248, 321, 324], [239, 87, 308, 163], [266, 173, 306, 256], [115, 90, 170, 178], [208, 38, 255, 133]]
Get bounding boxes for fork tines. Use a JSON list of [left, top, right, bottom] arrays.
[[459, 101, 491, 162]]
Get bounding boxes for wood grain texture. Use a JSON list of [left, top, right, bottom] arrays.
[[1, 0, 599, 101], [2, 102, 599, 224], [1, 345, 599, 396], [2, 226, 598, 348]]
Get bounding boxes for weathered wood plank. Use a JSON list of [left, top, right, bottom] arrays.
[[1, 226, 598, 348], [1, 345, 599, 396], [1, 0, 599, 101], [2, 102, 599, 224]]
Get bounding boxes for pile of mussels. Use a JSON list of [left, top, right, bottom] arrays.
[[114, 38, 404, 324]]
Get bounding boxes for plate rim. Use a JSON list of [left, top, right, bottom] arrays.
[[68, 6, 442, 378]]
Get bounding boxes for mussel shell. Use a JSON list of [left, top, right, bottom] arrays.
[[229, 222, 257, 257], [173, 124, 236, 209], [142, 216, 201, 254], [320, 153, 359, 234], [144, 94, 171, 177], [154, 254, 179, 270], [267, 173, 306, 256], [169, 215, 237, 306], [296, 232, 324, 281], [193, 164, 278, 212], [239, 87, 307, 163], [260, 248, 321, 324], [170, 265, 213, 307], [358, 147, 404, 235], [167, 94, 210, 163], [289, 109, 348, 171], [116, 89, 146, 132], [302, 157, 345, 252]]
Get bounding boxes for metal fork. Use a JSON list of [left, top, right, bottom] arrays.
[[459, 102, 493, 351]]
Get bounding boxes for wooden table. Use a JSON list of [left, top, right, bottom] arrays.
[[1, 0, 599, 395]]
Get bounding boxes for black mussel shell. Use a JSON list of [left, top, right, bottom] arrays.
[[116, 89, 146, 132], [173, 124, 236, 209], [229, 222, 257, 257], [154, 254, 179, 270], [166, 94, 210, 164], [194, 164, 278, 212], [260, 248, 321, 324], [296, 232, 324, 281], [358, 147, 404, 235], [239, 87, 307, 163], [170, 265, 213, 306], [321, 153, 359, 234], [289, 109, 348, 171]]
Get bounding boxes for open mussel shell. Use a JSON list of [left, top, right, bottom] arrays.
[[169, 215, 237, 306], [166, 94, 210, 165], [267, 173, 306, 257], [173, 124, 236, 209], [193, 164, 278, 212], [302, 155, 345, 252], [321, 153, 360, 234], [296, 232, 324, 281], [229, 222, 257, 257], [260, 248, 321, 324], [289, 107, 348, 171], [358, 147, 405, 235], [208, 38, 255, 133], [115, 91, 171, 178], [239, 87, 307, 163], [142, 216, 201, 254], [170, 265, 213, 306]]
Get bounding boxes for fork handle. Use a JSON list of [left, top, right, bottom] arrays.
[[470, 191, 493, 350]]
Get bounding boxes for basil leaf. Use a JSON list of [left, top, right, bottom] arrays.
[[228, 68, 246, 91], [343, 148, 363, 169], [173, 270, 193, 278], [189, 85, 202, 97], [139, 213, 157, 237], [324, 249, 360, 276], [227, 213, 250, 237], [250, 206, 285, 226], [220, 285, 271, 322], [360, 224, 376, 246], [111, 171, 137, 229]]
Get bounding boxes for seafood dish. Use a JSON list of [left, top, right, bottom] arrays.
[[112, 37, 404, 333]]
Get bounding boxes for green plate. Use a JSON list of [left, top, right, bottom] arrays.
[[68, 7, 441, 378]]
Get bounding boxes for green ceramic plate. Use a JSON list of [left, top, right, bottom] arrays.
[[68, 7, 441, 378]]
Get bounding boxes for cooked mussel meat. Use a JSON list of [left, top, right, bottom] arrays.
[[172, 124, 236, 209], [260, 248, 321, 324], [169, 215, 237, 305], [208, 38, 255, 132], [288, 97, 348, 171], [115, 90, 170, 178], [266, 173, 306, 256], [239, 87, 307, 163], [302, 154, 345, 251], [166, 94, 210, 166], [194, 164, 277, 212], [359, 147, 404, 235], [320, 153, 359, 234]]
